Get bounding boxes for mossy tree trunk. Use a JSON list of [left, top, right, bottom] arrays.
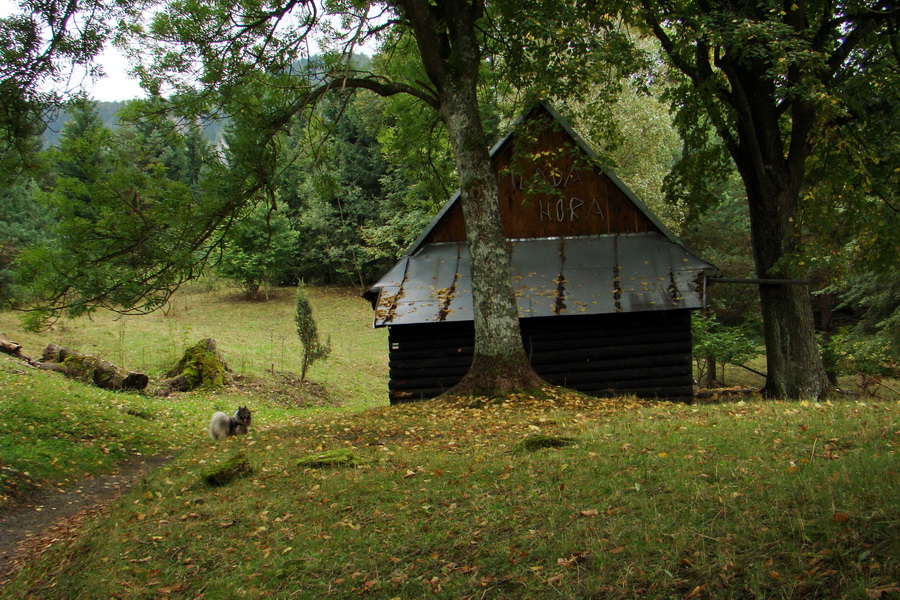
[[40, 343, 149, 391], [398, 0, 545, 397]]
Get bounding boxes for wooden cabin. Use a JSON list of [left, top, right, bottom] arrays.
[[364, 102, 716, 403]]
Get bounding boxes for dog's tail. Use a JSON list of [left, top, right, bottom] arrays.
[[208, 411, 231, 440]]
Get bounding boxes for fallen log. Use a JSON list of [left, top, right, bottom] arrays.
[[0, 337, 39, 366], [694, 386, 760, 401], [40, 343, 149, 391]]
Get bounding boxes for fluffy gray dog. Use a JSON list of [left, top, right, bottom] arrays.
[[208, 406, 252, 440]]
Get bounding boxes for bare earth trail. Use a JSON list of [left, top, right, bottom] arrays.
[[0, 455, 170, 585]]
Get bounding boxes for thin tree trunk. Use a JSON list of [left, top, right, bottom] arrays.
[[704, 356, 717, 388], [818, 292, 839, 385]]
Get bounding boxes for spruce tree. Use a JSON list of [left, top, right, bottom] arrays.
[[294, 286, 331, 382]]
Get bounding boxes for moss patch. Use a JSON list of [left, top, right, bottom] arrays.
[[166, 338, 230, 391], [201, 452, 252, 487], [296, 448, 367, 469]]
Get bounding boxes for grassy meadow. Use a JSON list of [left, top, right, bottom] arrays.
[[0, 283, 388, 408], [0, 285, 898, 599]]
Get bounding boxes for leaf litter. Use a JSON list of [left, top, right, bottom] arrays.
[[4, 390, 899, 599]]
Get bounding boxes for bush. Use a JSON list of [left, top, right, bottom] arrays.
[[692, 312, 761, 386], [217, 203, 297, 300], [827, 331, 899, 380]]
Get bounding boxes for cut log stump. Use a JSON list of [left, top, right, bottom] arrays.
[[163, 338, 231, 392]]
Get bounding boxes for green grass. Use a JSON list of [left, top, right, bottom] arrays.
[[0, 353, 316, 506], [0, 355, 198, 502], [0, 283, 388, 409], [1, 286, 898, 598], [0, 285, 385, 505], [3, 390, 899, 599]]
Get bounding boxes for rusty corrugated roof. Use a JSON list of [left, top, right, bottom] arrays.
[[368, 232, 717, 327]]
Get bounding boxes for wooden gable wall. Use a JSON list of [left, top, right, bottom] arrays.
[[423, 105, 661, 245]]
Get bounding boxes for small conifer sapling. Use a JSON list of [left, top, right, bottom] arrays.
[[294, 286, 331, 382]]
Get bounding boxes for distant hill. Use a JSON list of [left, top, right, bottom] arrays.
[[39, 55, 369, 148], [41, 101, 227, 148], [42, 101, 124, 147]]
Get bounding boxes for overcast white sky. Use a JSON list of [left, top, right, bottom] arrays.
[[2, 1, 381, 102], [1, 0, 146, 101], [85, 49, 146, 102], [72, 48, 147, 102]]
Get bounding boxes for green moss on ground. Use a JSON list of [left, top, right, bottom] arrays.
[[201, 452, 251, 486], [296, 448, 367, 469]]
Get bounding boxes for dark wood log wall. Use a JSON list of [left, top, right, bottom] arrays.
[[387, 310, 695, 404]]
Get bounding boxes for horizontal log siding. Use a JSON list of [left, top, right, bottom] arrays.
[[387, 310, 695, 403]]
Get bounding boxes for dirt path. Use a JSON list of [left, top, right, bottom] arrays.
[[0, 455, 170, 585]]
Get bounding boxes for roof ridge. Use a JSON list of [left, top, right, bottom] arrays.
[[404, 100, 682, 257]]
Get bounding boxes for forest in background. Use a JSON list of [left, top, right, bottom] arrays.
[[4, 78, 692, 300], [0, 1, 897, 396], [3, 85, 895, 391]]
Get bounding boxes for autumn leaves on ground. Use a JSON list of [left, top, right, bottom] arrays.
[[1, 287, 898, 599]]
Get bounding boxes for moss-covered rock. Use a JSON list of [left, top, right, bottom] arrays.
[[296, 448, 367, 469], [201, 452, 252, 487], [513, 434, 578, 453], [165, 338, 230, 392]]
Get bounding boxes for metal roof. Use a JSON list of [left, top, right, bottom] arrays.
[[369, 233, 717, 327]]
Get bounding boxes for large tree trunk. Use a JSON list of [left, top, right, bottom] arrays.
[[399, 0, 545, 396], [641, 2, 863, 400], [440, 85, 545, 395], [744, 183, 829, 398], [735, 138, 830, 398], [721, 59, 830, 400]]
